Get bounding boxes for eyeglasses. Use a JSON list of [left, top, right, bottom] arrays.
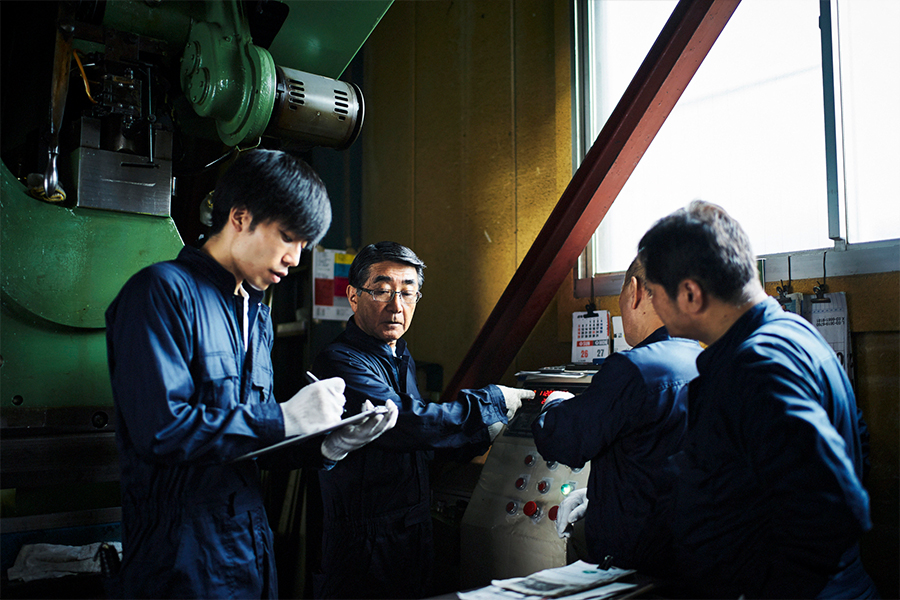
[[356, 287, 422, 305]]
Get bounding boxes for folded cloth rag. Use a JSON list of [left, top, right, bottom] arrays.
[[7, 541, 122, 583]]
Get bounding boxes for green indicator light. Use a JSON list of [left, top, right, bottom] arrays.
[[560, 483, 574, 496]]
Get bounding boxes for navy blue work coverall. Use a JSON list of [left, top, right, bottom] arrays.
[[670, 297, 876, 598], [311, 317, 508, 599], [531, 327, 701, 573], [106, 246, 326, 599]]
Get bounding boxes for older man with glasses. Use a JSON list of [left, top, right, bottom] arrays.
[[310, 241, 533, 599]]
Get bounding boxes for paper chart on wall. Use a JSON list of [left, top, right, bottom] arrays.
[[810, 291, 852, 377]]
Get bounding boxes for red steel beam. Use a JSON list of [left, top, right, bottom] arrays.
[[443, 0, 741, 401]]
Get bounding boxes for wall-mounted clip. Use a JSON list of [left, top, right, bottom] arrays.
[[584, 272, 598, 317], [776, 255, 793, 308], [811, 251, 832, 304]]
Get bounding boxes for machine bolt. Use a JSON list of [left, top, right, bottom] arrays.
[[91, 411, 109, 429]]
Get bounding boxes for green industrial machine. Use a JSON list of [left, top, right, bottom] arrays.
[[0, 0, 390, 584]]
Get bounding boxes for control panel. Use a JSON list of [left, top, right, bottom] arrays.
[[460, 372, 594, 589]]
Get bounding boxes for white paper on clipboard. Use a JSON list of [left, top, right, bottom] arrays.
[[233, 406, 389, 462]]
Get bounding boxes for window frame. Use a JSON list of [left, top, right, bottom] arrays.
[[571, 0, 899, 299]]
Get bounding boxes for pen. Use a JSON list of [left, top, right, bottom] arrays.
[[308, 370, 349, 415], [598, 555, 613, 570]]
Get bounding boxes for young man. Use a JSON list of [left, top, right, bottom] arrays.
[[311, 241, 534, 599], [637, 200, 876, 598], [106, 150, 395, 598], [531, 257, 701, 575]]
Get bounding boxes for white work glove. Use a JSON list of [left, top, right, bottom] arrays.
[[545, 391, 575, 403], [487, 421, 504, 441], [280, 378, 346, 438], [321, 400, 399, 461], [540, 391, 575, 414], [495, 386, 534, 420], [556, 487, 588, 538]]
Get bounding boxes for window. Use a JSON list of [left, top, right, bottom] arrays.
[[574, 0, 899, 291]]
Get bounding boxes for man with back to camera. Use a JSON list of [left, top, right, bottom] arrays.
[[531, 256, 702, 576], [637, 200, 877, 598], [105, 150, 397, 599], [310, 241, 535, 599]]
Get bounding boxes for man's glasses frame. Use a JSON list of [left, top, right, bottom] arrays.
[[356, 286, 422, 305]]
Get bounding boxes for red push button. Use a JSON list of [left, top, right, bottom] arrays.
[[515, 477, 527, 490], [523, 501, 541, 518], [506, 501, 518, 515], [537, 480, 550, 494], [549, 505, 559, 521], [524, 454, 536, 467]]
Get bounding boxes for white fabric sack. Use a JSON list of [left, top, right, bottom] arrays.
[[7, 541, 122, 582]]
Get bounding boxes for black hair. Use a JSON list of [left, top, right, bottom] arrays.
[[208, 149, 331, 246], [638, 200, 758, 304], [349, 241, 426, 289]]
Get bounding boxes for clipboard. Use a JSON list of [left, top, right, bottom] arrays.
[[233, 405, 390, 462]]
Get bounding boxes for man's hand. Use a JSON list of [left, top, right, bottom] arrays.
[[280, 378, 346, 438], [321, 400, 399, 461], [487, 421, 504, 441], [545, 391, 575, 403], [495, 386, 534, 420], [556, 487, 588, 538]]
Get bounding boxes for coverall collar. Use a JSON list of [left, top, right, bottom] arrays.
[[344, 315, 408, 358], [178, 245, 265, 304]]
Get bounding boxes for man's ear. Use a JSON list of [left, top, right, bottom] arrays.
[[630, 277, 642, 310], [677, 279, 705, 314], [347, 285, 359, 313], [230, 207, 250, 232]]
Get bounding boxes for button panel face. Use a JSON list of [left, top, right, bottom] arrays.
[[496, 446, 589, 528], [460, 386, 593, 588]]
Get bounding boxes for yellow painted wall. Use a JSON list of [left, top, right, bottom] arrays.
[[362, 0, 573, 383]]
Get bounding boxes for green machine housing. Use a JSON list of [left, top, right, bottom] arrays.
[[0, 0, 389, 559]]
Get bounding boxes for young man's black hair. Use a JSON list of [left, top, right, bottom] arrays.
[[209, 149, 332, 247]]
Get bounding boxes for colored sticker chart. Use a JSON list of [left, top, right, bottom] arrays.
[[313, 248, 356, 321]]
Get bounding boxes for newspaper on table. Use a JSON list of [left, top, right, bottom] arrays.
[[489, 561, 635, 598], [458, 581, 637, 600]]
